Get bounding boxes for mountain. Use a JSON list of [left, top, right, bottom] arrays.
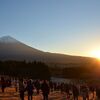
[[0, 36, 96, 67], [0, 36, 19, 43]]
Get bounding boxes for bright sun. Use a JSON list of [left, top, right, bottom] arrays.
[[91, 50, 100, 60]]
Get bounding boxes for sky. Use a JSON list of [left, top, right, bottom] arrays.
[[0, 0, 100, 57]]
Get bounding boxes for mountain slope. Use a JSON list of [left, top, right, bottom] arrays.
[[0, 36, 96, 66]]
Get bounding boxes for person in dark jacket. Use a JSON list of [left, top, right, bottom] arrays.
[[72, 85, 79, 100], [96, 86, 100, 100], [34, 80, 40, 94], [27, 80, 34, 100], [41, 80, 50, 100], [19, 79, 25, 100], [1, 77, 6, 93], [81, 85, 89, 100]]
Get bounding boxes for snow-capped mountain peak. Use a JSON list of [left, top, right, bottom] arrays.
[[0, 36, 19, 43]]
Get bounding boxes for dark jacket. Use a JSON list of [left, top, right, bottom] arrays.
[[41, 81, 50, 94]]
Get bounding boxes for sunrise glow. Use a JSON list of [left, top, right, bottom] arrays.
[[91, 50, 100, 60]]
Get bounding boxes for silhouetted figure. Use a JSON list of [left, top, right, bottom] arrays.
[[14, 79, 18, 92], [19, 79, 25, 100], [96, 86, 100, 100], [65, 84, 70, 99], [27, 80, 34, 100], [53, 82, 57, 91], [41, 80, 50, 100], [89, 85, 95, 99], [6, 78, 11, 87], [72, 85, 79, 100], [49, 81, 53, 92], [34, 80, 40, 94], [60, 83, 64, 93], [1, 77, 6, 92], [81, 85, 89, 100]]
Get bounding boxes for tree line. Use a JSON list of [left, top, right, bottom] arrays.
[[0, 60, 51, 79], [49, 61, 100, 79]]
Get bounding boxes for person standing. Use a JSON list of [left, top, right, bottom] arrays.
[[41, 80, 50, 100], [27, 80, 34, 100], [96, 85, 100, 100], [81, 85, 89, 100], [19, 79, 25, 100], [72, 85, 79, 100], [1, 77, 6, 93]]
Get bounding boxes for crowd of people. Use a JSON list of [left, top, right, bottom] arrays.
[[1, 76, 100, 100]]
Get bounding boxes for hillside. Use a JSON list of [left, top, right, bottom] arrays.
[[0, 36, 96, 67]]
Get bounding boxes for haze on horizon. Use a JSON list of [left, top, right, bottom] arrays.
[[0, 0, 100, 58]]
